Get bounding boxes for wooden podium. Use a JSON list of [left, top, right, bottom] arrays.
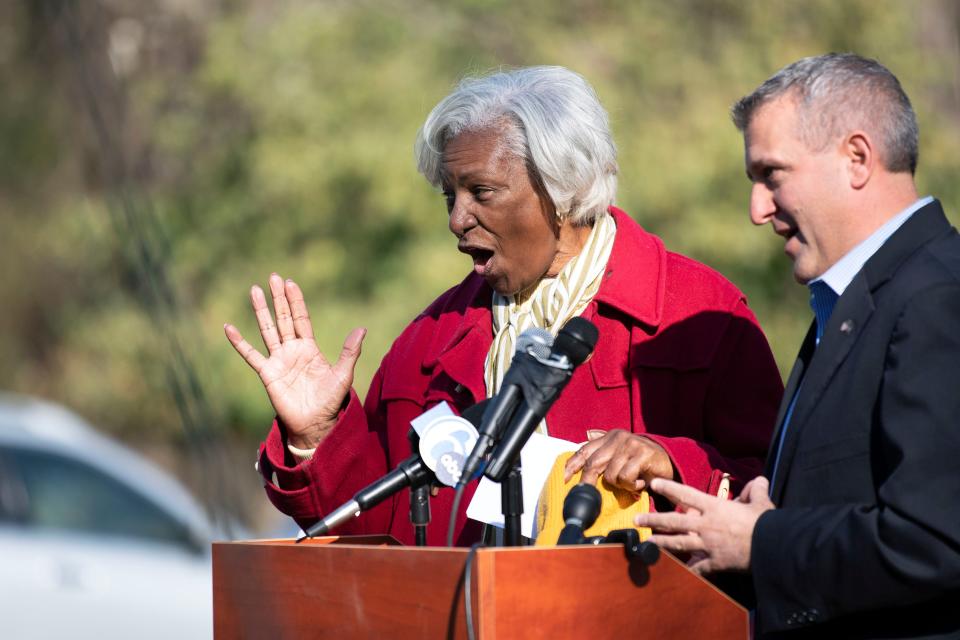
[[213, 536, 748, 639]]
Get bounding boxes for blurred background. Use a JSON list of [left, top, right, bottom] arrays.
[[1, 2, 959, 631]]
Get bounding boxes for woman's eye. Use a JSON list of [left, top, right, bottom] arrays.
[[442, 191, 455, 211], [472, 187, 493, 201]]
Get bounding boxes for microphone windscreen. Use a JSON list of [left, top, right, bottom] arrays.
[[516, 327, 554, 360], [459, 399, 490, 428], [554, 318, 599, 366], [562, 483, 602, 526]]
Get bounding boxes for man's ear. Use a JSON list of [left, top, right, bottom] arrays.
[[845, 131, 874, 189]]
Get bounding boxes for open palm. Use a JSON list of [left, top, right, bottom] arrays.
[[224, 273, 365, 450]]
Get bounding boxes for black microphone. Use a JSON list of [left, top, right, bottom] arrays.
[[556, 483, 602, 545], [483, 317, 599, 482], [299, 400, 489, 540], [300, 452, 432, 539], [457, 328, 554, 487]]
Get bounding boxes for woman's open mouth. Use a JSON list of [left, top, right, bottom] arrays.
[[460, 246, 494, 275]]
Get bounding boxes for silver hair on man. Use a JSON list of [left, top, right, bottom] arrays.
[[731, 53, 919, 175], [415, 66, 618, 225]]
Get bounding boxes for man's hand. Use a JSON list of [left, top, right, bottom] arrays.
[[634, 476, 775, 575], [224, 273, 366, 450], [563, 429, 675, 493]]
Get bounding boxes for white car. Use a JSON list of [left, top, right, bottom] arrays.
[[0, 393, 217, 639]]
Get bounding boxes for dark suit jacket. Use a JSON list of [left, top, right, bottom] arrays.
[[751, 200, 960, 639]]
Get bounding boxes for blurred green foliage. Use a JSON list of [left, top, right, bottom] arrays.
[[2, 0, 959, 445]]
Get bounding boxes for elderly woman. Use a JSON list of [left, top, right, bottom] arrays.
[[225, 66, 783, 546]]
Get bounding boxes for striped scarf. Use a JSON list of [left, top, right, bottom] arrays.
[[483, 212, 616, 435]]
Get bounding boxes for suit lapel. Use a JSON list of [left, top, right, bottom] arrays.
[[769, 276, 875, 502], [764, 323, 814, 477]]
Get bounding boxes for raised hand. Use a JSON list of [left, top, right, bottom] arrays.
[[224, 273, 366, 450]]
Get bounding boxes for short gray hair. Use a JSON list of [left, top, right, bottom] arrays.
[[415, 66, 618, 225], [731, 53, 918, 174]]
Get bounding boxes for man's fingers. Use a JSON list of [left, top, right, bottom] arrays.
[[332, 327, 366, 387], [634, 510, 698, 534], [686, 556, 713, 576], [285, 279, 315, 340], [648, 477, 715, 512], [269, 273, 296, 342], [251, 285, 281, 353], [746, 476, 771, 503], [224, 323, 268, 374], [647, 533, 705, 555]]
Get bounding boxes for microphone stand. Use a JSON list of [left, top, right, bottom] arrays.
[[410, 484, 430, 546], [501, 460, 524, 546], [407, 429, 430, 546]]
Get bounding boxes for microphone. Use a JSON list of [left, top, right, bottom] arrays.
[[299, 400, 487, 539], [483, 317, 599, 482], [300, 452, 432, 539], [418, 413, 480, 487], [556, 483, 602, 545], [457, 328, 554, 486]]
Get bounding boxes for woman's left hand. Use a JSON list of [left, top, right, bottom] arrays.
[[564, 428, 675, 493]]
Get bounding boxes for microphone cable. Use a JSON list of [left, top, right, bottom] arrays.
[[447, 481, 469, 547], [463, 541, 484, 640]]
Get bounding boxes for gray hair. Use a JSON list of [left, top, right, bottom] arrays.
[[731, 53, 918, 174], [415, 66, 618, 225]]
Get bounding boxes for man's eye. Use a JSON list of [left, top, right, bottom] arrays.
[[442, 191, 455, 211]]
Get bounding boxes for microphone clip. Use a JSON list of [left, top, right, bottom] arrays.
[[583, 529, 660, 566]]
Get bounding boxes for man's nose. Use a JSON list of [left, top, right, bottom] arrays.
[[750, 182, 776, 226]]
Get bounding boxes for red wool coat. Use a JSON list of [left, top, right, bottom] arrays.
[[257, 208, 783, 545]]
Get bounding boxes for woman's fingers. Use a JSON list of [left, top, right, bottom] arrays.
[[564, 439, 600, 482], [332, 327, 367, 387], [269, 273, 297, 342], [284, 278, 315, 340], [224, 323, 268, 374], [250, 285, 282, 353], [576, 442, 614, 486], [616, 455, 646, 491]]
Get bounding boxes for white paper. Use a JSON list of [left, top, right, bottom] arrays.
[[465, 432, 580, 539], [410, 401, 454, 437]]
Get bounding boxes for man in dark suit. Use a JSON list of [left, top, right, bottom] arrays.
[[634, 53, 960, 638]]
